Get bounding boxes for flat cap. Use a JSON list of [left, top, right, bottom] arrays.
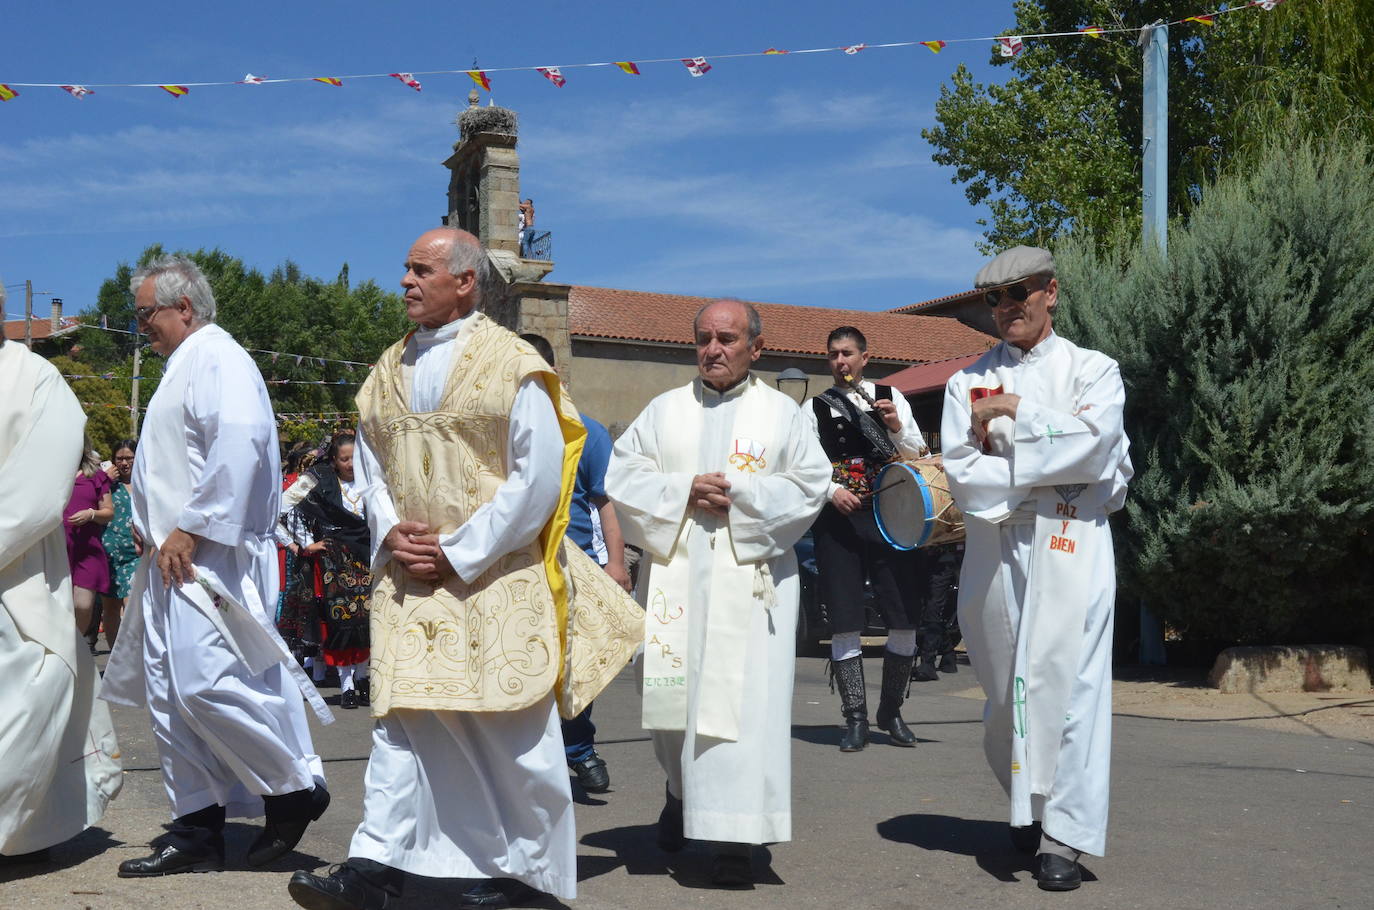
[[973, 245, 1056, 288]]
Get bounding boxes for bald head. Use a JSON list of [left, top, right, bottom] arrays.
[[402, 227, 489, 329], [694, 298, 764, 392]]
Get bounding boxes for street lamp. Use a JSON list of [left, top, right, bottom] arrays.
[[775, 367, 809, 405]]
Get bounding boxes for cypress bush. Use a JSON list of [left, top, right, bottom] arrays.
[[1052, 134, 1374, 644]]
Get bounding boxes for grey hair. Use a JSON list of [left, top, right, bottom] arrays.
[[436, 227, 494, 309], [129, 255, 217, 324], [693, 298, 763, 343]]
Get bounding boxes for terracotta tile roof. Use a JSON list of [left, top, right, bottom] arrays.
[[568, 286, 995, 363], [879, 352, 988, 395], [887, 288, 982, 314], [3, 317, 81, 342]]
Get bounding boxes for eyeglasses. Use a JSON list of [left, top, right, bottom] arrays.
[[113, 456, 135, 463], [984, 281, 1038, 308], [134, 303, 169, 325]]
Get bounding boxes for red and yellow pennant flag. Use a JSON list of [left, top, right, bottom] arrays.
[[764, 47, 789, 55], [60, 84, 94, 98], [536, 66, 567, 87], [389, 72, 422, 91], [921, 40, 947, 53], [1079, 26, 1105, 38], [160, 85, 189, 98], [467, 70, 491, 91], [1184, 14, 1215, 25], [313, 76, 343, 86], [614, 61, 640, 75], [0, 84, 20, 101]]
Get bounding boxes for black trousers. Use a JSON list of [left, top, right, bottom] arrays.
[[915, 543, 963, 656], [813, 504, 921, 635]]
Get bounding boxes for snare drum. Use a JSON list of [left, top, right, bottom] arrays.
[[872, 456, 965, 550]]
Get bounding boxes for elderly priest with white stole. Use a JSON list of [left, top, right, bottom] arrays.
[[607, 298, 831, 887], [290, 227, 640, 910], [941, 246, 1132, 893]]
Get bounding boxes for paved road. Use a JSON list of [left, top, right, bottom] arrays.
[[3, 653, 1371, 909]]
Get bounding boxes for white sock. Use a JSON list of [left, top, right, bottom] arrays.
[[339, 664, 356, 691]]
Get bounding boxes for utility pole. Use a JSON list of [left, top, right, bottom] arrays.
[[129, 343, 142, 435], [24, 280, 33, 350], [1138, 21, 1169, 666]]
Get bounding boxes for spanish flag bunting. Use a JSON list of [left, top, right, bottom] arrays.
[[0, 84, 19, 101], [681, 57, 712, 77], [467, 70, 491, 91], [60, 84, 94, 99], [1079, 26, 1105, 38], [161, 85, 189, 98], [536, 66, 567, 87], [1184, 14, 1215, 25], [921, 40, 947, 53], [313, 77, 343, 86], [614, 61, 641, 75], [764, 47, 789, 55], [843, 44, 867, 54]]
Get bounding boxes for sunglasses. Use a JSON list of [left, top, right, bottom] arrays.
[[984, 281, 1038, 308]]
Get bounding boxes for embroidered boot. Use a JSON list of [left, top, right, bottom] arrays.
[[832, 656, 869, 752], [874, 651, 917, 747]]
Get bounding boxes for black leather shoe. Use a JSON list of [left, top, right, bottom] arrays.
[[458, 878, 539, 909], [912, 659, 940, 682], [248, 784, 331, 867], [340, 689, 358, 710], [1008, 821, 1042, 855], [570, 752, 610, 793], [288, 863, 390, 910], [357, 679, 371, 707], [938, 652, 959, 673], [875, 707, 917, 746], [118, 842, 224, 877], [1036, 853, 1082, 891], [657, 787, 686, 852], [710, 851, 754, 887]]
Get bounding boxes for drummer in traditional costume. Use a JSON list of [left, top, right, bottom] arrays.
[[0, 319, 122, 865], [607, 299, 831, 886], [102, 255, 331, 877], [940, 246, 1132, 892], [289, 227, 639, 910], [802, 326, 929, 752]]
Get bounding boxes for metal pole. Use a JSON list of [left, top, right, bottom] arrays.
[[1138, 22, 1169, 666], [129, 343, 142, 435], [24, 280, 33, 350]]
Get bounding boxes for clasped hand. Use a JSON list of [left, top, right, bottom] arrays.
[[385, 520, 454, 583], [691, 472, 732, 518]]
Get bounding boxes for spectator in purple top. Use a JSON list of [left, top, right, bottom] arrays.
[[64, 437, 114, 651]]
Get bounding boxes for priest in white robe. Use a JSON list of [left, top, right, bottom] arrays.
[[289, 228, 591, 910], [0, 328, 122, 865], [941, 246, 1132, 892], [607, 299, 831, 887], [101, 255, 330, 878]]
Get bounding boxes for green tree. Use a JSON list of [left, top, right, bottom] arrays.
[[48, 354, 133, 459], [924, 0, 1374, 252], [86, 247, 410, 440], [1051, 132, 1374, 644]]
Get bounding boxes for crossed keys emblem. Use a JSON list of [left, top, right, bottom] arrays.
[[728, 437, 767, 473]]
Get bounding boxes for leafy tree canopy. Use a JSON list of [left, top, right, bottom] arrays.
[[924, 0, 1374, 251]]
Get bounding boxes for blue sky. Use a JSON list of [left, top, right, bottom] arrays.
[[1, 1, 1023, 319]]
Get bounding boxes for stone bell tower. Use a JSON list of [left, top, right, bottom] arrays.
[[442, 91, 573, 375]]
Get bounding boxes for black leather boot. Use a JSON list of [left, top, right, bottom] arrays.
[[912, 655, 940, 682], [874, 651, 917, 746], [831, 656, 868, 752]]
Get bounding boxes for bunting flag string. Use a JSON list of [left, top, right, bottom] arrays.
[[52, 319, 379, 369], [78, 400, 359, 426], [0, 2, 1288, 100]]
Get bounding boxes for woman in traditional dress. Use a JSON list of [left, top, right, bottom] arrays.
[[281, 432, 372, 708], [63, 438, 113, 652], [98, 439, 139, 651]]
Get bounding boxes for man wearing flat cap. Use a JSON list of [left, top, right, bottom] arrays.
[[940, 246, 1133, 892]]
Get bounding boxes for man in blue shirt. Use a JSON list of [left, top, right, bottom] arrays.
[[521, 335, 630, 795]]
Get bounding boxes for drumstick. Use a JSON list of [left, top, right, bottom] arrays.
[[870, 474, 910, 496]]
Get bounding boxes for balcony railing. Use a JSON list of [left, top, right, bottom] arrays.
[[520, 229, 552, 261]]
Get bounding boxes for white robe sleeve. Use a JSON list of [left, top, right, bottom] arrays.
[[889, 389, 929, 459], [1009, 358, 1128, 489], [438, 376, 563, 584], [355, 426, 401, 573], [177, 349, 278, 546], [801, 396, 843, 503], [605, 399, 695, 561], [0, 364, 85, 568], [941, 375, 1026, 519], [726, 403, 832, 561]]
